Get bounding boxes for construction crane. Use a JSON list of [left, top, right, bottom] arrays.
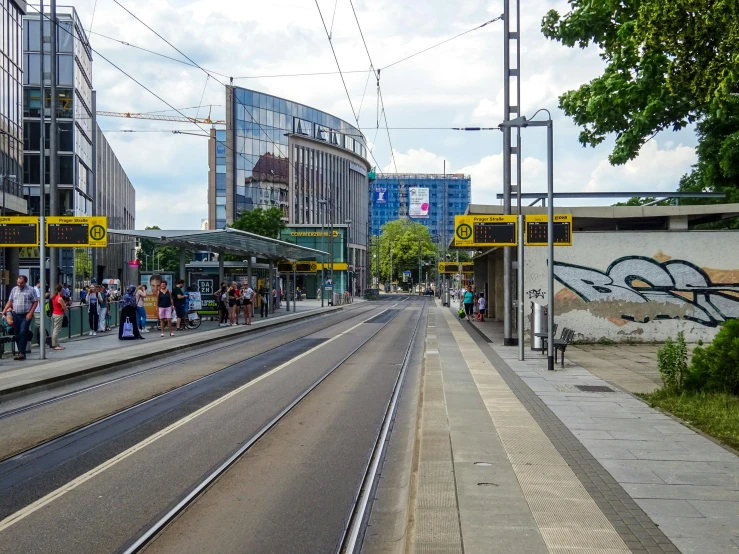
[[96, 111, 226, 126]]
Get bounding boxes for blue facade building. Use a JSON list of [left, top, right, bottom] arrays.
[[370, 174, 471, 243]]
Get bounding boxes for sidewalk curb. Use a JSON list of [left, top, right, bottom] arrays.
[[0, 306, 344, 398]]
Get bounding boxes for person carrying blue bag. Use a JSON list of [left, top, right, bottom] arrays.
[[119, 285, 143, 341]]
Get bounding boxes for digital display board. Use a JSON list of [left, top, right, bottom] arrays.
[[455, 215, 518, 247], [524, 215, 573, 246], [438, 262, 474, 274], [46, 216, 108, 247], [0, 217, 39, 247], [47, 223, 89, 245]]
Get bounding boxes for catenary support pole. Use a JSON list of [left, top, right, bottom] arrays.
[[518, 213, 525, 361], [91, 91, 97, 282], [547, 120, 555, 371], [179, 248, 186, 283], [268, 260, 273, 316], [218, 253, 224, 285], [49, 0, 58, 289], [39, 2, 46, 360]]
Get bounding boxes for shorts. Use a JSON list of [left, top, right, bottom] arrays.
[[464, 303, 474, 316], [158, 307, 172, 320], [175, 305, 186, 319], [228, 299, 236, 307], [244, 299, 252, 306], [479, 309, 486, 315]]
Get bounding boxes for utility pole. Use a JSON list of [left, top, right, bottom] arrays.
[[91, 91, 97, 282], [49, 0, 58, 288], [418, 239, 422, 295], [502, 0, 522, 346], [38, 2, 47, 360], [320, 200, 325, 307], [389, 242, 393, 293]]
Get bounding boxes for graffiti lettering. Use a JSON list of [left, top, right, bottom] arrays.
[[554, 256, 739, 327], [527, 289, 545, 299]]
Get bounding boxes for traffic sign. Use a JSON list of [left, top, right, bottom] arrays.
[[454, 215, 517, 247], [0, 217, 39, 247], [46, 216, 108, 248], [524, 214, 572, 246]]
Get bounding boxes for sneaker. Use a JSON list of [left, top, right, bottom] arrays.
[[89, 331, 93, 336], [142, 328, 149, 333], [92, 331, 97, 336]]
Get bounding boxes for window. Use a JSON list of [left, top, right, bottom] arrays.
[[216, 173, 226, 192]]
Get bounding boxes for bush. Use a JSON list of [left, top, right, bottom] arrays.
[[689, 320, 739, 395], [657, 332, 688, 392]]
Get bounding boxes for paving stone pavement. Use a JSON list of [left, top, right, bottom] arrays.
[[459, 314, 739, 554]]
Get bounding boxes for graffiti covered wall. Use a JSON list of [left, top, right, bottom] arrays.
[[523, 231, 739, 342]]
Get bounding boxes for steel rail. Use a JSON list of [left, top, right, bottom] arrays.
[[0, 303, 373, 422], [0, 304, 381, 464], [122, 297, 420, 554], [337, 298, 426, 553]]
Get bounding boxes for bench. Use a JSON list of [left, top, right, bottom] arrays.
[[542, 328, 575, 368], [534, 323, 558, 352]]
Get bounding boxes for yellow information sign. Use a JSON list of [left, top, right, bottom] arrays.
[[438, 262, 474, 274], [46, 216, 108, 248], [454, 215, 518, 247], [0, 217, 40, 247], [524, 214, 572, 246]]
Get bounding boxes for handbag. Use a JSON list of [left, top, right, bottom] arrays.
[[458, 308, 465, 319], [122, 318, 134, 338], [62, 314, 69, 328]]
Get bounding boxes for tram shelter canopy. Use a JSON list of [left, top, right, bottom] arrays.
[[108, 228, 328, 261]]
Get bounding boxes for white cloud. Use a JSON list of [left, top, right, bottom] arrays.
[[57, 0, 700, 231]]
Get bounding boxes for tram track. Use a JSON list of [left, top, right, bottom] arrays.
[[130, 297, 426, 554], [0, 297, 427, 554], [0, 303, 379, 463]]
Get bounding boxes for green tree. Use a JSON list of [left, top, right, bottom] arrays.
[[230, 207, 285, 238], [541, 0, 739, 165], [136, 226, 192, 273], [374, 220, 435, 284], [74, 250, 92, 280]]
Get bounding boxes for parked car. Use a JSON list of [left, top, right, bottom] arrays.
[[424, 288, 434, 296]]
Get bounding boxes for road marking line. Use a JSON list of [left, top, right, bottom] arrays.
[[0, 309, 389, 533]]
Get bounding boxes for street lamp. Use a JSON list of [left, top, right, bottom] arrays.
[[499, 110, 555, 370], [318, 198, 327, 307], [345, 219, 352, 297]]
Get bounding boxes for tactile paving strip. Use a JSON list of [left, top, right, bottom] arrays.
[[412, 315, 464, 554], [440, 308, 631, 553], [448, 309, 681, 554]]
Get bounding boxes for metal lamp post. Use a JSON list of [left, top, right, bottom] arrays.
[[318, 198, 327, 307], [345, 219, 352, 297], [499, 111, 555, 370]]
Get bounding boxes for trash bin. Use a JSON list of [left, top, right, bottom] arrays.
[[443, 289, 450, 307], [530, 301, 546, 351]]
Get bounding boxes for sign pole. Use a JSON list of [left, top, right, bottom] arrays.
[[547, 120, 555, 371], [518, 214, 525, 361], [39, 1, 46, 361]]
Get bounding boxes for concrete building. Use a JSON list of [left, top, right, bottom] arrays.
[[21, 6, 135, 288], [466, 203, 739, 343], [208, 86, 371, 292], [371, 173, 470, 244], [92, 122, 135, 284], [0, 0, 28, 298]]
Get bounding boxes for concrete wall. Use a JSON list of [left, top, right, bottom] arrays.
[[523, 230, 739, 343]]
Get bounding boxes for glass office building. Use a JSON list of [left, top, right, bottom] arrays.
[[370, 174, 471, 244], [1, 0, 25, 195], [209, 86, 371, 292], [22, 6, 94, 218]]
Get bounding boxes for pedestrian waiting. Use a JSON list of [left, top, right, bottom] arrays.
[[2, 275, 38, 360]]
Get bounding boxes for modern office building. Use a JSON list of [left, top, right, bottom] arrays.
[[92, 121, 136, 284], [370, 173, 471, 244], [1, 0, 28, 299], [208, 86, 371, 292], [21, 6, 135, 287]]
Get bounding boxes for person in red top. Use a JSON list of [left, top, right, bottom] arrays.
[[50, 284, 67, 350]]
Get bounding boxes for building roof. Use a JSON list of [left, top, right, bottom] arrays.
[[108, 228, 328, 261], [466, 203, 739, 229]]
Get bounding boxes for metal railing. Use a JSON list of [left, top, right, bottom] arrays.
[[31, 301, 121, 344]]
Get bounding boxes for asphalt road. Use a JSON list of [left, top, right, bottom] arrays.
[[0, 296, 426, 554]]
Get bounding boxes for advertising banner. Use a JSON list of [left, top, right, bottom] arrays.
[[140, 272, 175, 321], [409, 187, 429, 218], [189, 272, 220, 315], [373, 187, 388, 204]]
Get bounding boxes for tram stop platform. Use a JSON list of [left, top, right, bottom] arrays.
[[365, 299, 739, 554], [0, 299, 350, 397]]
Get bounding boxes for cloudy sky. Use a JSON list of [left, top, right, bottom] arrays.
[[62, 0, 697, 229]]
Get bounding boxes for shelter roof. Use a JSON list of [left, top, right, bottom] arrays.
[[108, 228, 328, 261]]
